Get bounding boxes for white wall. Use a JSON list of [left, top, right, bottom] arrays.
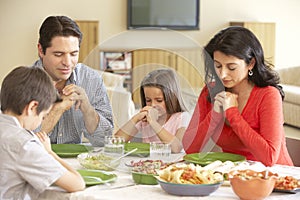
[[0, 0, 299, 83]]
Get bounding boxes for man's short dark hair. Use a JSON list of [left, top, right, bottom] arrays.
[[38, 15, 82, 54]]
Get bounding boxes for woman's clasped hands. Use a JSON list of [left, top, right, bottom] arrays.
[[213, 91, 238, 113]]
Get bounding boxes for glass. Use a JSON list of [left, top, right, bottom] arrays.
[[104, 136, 125, 156], [150, 142, 171, 160]]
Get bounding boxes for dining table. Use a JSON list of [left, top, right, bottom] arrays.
[[38, 149, 300, 200]]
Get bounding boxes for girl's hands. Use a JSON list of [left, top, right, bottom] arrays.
[[146, 106, 159, 123], [133, 106, 161, 124], [214, 91, 238, 113], [35, 132, 52, 153]]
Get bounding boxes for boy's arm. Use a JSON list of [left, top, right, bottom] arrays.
[[35, 132, 85, 192]]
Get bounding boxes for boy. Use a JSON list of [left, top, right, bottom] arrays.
[[0, 66, 85, 200]]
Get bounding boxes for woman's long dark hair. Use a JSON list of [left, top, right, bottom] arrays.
[[203, 26, 284, 102]]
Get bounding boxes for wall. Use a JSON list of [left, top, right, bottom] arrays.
[[0, 0, 299, 83]]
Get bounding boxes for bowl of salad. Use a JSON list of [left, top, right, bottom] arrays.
[[129, 159, 167, 185], [77, 152, 121, 171]]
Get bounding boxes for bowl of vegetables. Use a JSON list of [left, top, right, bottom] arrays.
[[129, 159, 167, 185], [77, 152, 121, 171]]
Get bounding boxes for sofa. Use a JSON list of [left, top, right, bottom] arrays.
[[97, 70, 136, 133], [276, 66, 300, 128]]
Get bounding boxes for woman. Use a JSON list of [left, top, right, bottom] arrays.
[[182, 26, 293, 166]]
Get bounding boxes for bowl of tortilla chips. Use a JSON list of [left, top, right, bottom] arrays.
[[155, 163, 223, 196]]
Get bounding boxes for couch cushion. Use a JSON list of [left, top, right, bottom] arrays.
[[97, 70, 125, 89], [281, 84, 300, 104], [276, 66, 300, 86]]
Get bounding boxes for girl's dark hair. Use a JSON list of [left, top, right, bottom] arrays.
[[1, 66, 59, 115], [38, 15, 82, 54], [204, 26, 284, 101], [140, 68, 187, 114]]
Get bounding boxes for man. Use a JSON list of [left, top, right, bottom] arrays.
[[32, 15, 113, 146]]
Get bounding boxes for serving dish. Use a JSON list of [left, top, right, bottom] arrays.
[[51, 144, 92, 158], [156, 178, 222, 196], [124, 142, 150, 157], [77, 169, 117, 186], [183, 152, 246, 166], [273, 188, 300, 194], [273, 175, 300, 194], [229, 169, 278, 200], [77, 152, 121, 171], [129, 159, 167, 185], [132, 171, 158, 185]]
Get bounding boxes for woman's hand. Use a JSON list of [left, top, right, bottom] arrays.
[[35, 132, 52, 153], [214, 92, 225, 113], [223, 92, 238, 111], [214, 91, 238, 113]]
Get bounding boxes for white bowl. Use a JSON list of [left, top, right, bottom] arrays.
[[77, 152, 121, 171]]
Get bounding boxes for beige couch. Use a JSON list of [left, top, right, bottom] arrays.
[[97, 70, 136, 133], [276, 66, 300, 128]]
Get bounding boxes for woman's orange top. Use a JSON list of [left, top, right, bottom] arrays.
[[183, 85, 293, 166]]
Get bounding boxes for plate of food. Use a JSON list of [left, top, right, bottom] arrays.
[[124, 142, 150, 157], [77, 169, 117, 186], [51, 144, 92, 158], [183, 152, 246, 166], [129, 159, 168, 185], [155, 163, 224, 196], [77, 152, 121, 171], [273, 175, 300, 194]]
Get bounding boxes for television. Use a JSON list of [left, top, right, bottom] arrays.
[[127, 0, 200, 30]]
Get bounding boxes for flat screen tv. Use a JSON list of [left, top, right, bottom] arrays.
[[127, 0, 200, 30]]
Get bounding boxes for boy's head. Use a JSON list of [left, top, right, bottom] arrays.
[[1, 66, 58, 115]]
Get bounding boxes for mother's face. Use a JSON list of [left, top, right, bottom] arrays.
[[213, 51, 254, 89]]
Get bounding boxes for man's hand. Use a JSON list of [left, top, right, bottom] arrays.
[[62, 84, 89, 111], [58, 93, 75, 111], [61, 84, 100, 134]]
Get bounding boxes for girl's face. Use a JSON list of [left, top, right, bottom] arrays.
[[213, 51, 253, 89], [143, 86, 167, 115]]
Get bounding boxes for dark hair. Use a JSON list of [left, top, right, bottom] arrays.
[[1, 66, 60, 115], [38, 15, 82, 54], [204, 26, 284, 101], [140, 68, 187, 114]]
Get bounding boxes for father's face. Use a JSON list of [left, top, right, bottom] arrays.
[[38, 36, 79, 82]]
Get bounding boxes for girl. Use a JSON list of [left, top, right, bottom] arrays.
[[115, 68, 190, 153]]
